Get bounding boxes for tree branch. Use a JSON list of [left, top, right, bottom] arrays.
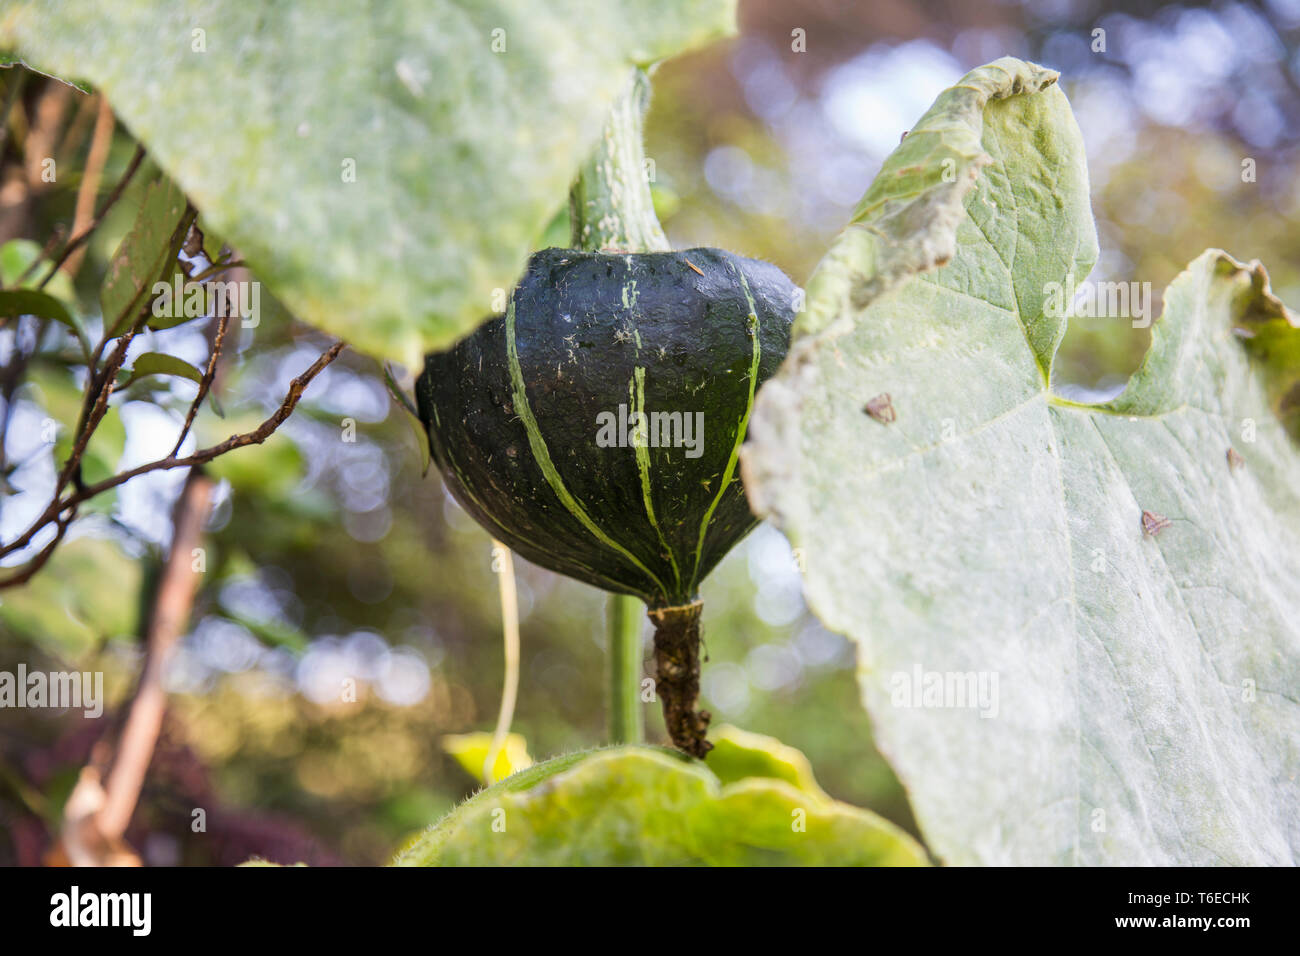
[[62, 95, 115, 278], [56, 469, 214, 866], [58, 202, 197, 495], [0, 340, 345, 585], [169, 311, 230, 458], [22, 142, 145, 289], [95, 469, 214, 843]]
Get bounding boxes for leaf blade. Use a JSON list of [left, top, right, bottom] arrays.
[[117, 350, 204, 388], [2, 0, 736, 365], [741, 58, 1300, 866], [393, 745, 926, 866]]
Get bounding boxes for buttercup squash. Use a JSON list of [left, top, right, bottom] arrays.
[[417, 246, 796, 755]]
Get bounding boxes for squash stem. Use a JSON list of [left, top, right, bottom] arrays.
[[606, 593, 645, 745], [647, 600, 711, 758], [568, 68, 670, 254], [572, 67, 669, 745]]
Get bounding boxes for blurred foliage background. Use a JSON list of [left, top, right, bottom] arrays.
[[2, 0, 1298, 864]]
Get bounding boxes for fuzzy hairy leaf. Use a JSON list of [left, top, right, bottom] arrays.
[[704, 724, 829, 799], [0, 0, 734, 365], [741, 58, 1300, 865], [392, 746, 926, 866]]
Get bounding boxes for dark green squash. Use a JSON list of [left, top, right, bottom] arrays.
[[417, 246, 795, 604], [416, 247, 795, 754]]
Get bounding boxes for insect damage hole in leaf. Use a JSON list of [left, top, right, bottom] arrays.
[[864, 393, 896, 424], [1140, 510, 1171, 537]]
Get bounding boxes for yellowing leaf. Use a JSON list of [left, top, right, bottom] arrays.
[[394, 746, 927, 866], [442, 731, 532, 786], [704, 724, 829, 801]]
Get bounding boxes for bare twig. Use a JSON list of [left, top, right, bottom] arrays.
[[169, 312, 231, 458], [0, 110, 342, 592], [0, 511, 74, 590], [24, 142, 145, 289], [0, 340, 345, 585], [58, 203, 197, 494], [80, 340, 346, 496], [188, 259, 246, 283], [58, 327, 136, 491], [21, 222, 67, 283], [54, 88, 99, 170], [55, 469, 213, 866], [62, 96, 115, 278], [95, 469, 214, 843], [23, 80, 72, 190]]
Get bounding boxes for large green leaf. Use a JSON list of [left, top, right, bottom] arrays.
[[740, 58, 1300, 865], [392, 746, 926, 866], [1, 1, 734, 365]]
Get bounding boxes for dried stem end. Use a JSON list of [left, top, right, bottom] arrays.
[[647, 599, 711, 758]]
